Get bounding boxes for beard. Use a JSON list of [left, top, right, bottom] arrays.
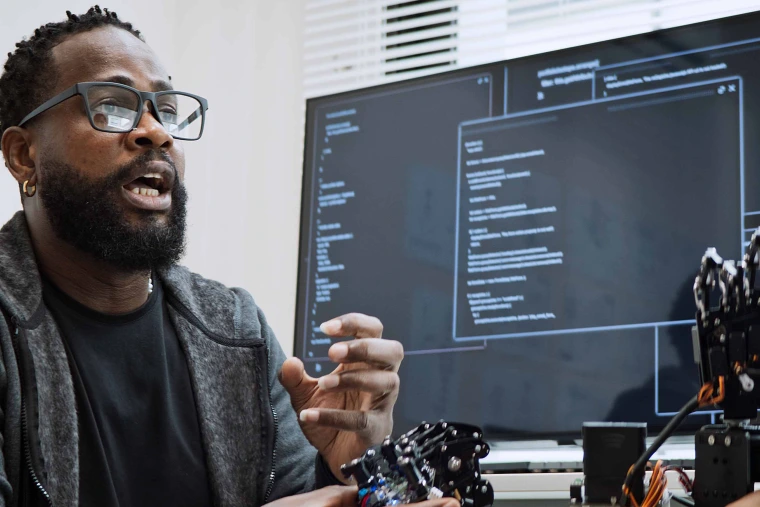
[[37, 151, 188, 272]]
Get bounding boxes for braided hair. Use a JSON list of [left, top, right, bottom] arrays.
[[0, 6, 143, 138]]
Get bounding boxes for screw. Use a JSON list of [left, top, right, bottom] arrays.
[[611, 496, 617, 505], [441, 445, 447, 452], [475, 445, 482, 453], [725, 436, 732, 446], [448, 457, 462, 472], [708, 435, 716, 445], [367, 449, 375, 456], [449, 481, 455, 487], [481, 486, 488, 494]]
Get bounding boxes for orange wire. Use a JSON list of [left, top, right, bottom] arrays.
[[642, 461, 668, 507], [643, 463, 658, 507], [698, 382, 713, 404], [622, 464, 640, 507], [698, 376, 725, 407], [712, 376, 726, 404]]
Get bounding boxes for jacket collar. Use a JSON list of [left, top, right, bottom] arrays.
[[157, 264, 239, 342], [0, 211, 44, 325], [0, 211, 238, 339]]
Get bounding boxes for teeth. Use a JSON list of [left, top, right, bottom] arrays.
[[136, 188, 160, 197], [142, 173, 162, 179]]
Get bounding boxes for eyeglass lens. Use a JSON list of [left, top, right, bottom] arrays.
[[86, 85, 203, 139]]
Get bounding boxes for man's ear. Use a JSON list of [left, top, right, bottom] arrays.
[[1, 126, 37, 187]]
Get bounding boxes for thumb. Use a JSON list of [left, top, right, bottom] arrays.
[[729, 491, 760, 507], [279, 357, 317, 411], [416, 499, 460, 507]]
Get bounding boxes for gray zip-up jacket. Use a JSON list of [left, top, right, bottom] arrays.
[[0, 211, 337, 506]]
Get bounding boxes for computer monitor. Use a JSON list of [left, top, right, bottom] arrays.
[[295, 11, 760, 440]]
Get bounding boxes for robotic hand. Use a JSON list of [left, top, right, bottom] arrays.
[[689, 232, 760, 507], [340, 421, 494, 507], [692, 239, 760, 420]]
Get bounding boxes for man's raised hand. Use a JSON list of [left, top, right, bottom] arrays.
[[279, 313, 403, 480]]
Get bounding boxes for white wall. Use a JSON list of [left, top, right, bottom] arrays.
[[173, 1, 305, 355], [0, 0, 306, 354]]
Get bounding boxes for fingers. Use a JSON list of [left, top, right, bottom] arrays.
[[263, 486, 358, 507], [328, 338, 404, 371], [321, 313, 383, 339], [416, 499, 460, 507], [317, 370, 400, 399], [279, 357, 307, 389], [728, 491, 760, 507], [299, 407, 383, 434], [311, 486, 358, 507]]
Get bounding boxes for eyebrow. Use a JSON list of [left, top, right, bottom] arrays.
[[99, 75, 174, 92]]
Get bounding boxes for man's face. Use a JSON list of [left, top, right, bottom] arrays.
[[30, 26, 188, 271]]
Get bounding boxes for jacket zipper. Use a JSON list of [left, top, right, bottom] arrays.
[[264, 340, 278, 503], [166, 295, 279, 502], [21, 401, 51, 506], [12, 318, 52, 506]]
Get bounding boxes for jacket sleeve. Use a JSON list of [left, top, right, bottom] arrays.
[[258, 305, 343, 503], [0, 311, 20, 506]]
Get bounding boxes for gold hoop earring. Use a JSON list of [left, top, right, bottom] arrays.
[[23, 180, 36, 198]]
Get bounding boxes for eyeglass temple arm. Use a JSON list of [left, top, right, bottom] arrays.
[[175, 106, 203, 132], [18, 85, 79, 127]]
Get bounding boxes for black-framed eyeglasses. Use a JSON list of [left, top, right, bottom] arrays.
[[18, 82, 209, 141]]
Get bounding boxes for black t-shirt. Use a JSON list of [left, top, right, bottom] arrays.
[[42, 277, 213, 507]]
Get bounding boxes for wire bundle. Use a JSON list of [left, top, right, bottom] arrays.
[[620, 377, 725, 507], [698, 376, 725, 407]]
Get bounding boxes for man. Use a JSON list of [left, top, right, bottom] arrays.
[[0, 7, 459, 507]]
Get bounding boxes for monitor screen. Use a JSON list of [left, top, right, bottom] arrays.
[[295, 11, 760, 440]]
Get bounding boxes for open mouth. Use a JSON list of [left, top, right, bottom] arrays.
[[123, 173, 169, 197], [121, 164, 175, 212]]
